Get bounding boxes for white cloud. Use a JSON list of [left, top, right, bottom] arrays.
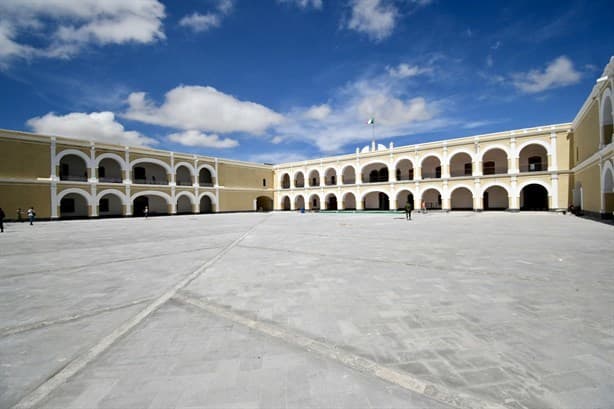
[[124, 85, 284, 135], [277, 0, 323, 9], [304, 104, 332, 120], [0, 0, 165, 64], [180, 0, 234, 33], [168, 130, 238, 149], [26, 111, 157, 146], [248, 151, 309, 164], [271, 136, 285, 144], [512, 56, 581, 94], [387, 63, 430, 78], [346, 0, 397, 42]]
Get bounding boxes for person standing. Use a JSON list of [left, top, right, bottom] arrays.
[[27, 207, 35, 225], [0, 208, 5, 232], [144, 205, 149, 218], [405, 202, 412, 221]]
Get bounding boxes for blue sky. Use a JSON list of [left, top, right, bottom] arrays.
[[1, 0, 612, 164]]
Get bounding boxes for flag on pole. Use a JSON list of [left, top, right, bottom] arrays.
[[367, 118, 375, 125]]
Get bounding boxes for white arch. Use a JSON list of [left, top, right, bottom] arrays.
[[293, 169, 305, 180], [130, 190, 172, 204], [198, 191, 217, 204], [420, 185, 443, 197], [359, 189, 389, 201], [601, 160, 614, 192], [279, 172, 291, 185], [279, 195, 291, 209], [197, 163, 217, 178], [340, 164, 356, 174], [517, 180, 552, 197], [96, 189, 127, 205], [95, 153, 127, 170], [57, 188, 93, 206], [323, 166, 338, 176], [419, 153, 443, 167], [480, 182, 512, 197], [447, 148, 475, 163], [307, 192, 323, 201], [360, 160, 390, 174], [517, 139, 551, 156], [324, 192, 337, 200], [174, 161, 195, 176], [600, 87, 613, 146], [341, 191, 357, 201], [394, 186, 417, 198], [306, 167, 321, 177], [480, 144, 510, 161], [448, 184, 475, 198], [56, 149, 92, 168], [130, 158, 172, 174], [392, 156, 415, 170], [176, 191, 196, 205]]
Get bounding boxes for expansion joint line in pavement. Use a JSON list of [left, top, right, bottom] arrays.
[[0, 297, 155, 338], [10, 215, 271, 409], [173, 292, 508, 409]]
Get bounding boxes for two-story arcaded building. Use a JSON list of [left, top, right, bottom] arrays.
[[1, 57, 613, 220]]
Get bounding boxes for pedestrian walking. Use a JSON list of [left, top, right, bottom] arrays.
[[405, 202, 412, 221], [27, 207, 35, 225], [0, 208, 5, 232], [17, 208, 23, 222], [144, 205, 149, 218], [421, 200, 427, 214]]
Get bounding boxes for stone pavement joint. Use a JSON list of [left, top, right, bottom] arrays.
[[9, 215, 270, 409], [0, 296, 155, 338], [173, 291, 508, 409]]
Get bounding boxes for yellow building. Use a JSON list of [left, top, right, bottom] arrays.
[[1, 57, 613, 220]]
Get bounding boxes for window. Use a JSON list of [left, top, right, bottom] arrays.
[[528, 156, 543, 172], [464, 163, 472, 175], [263, 178, 266, 187], [60, 198, 75, 213], [483, 161, 495, 175], [100, 198, 109, 212]]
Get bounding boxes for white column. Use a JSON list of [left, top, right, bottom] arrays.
[[509, 137, 518, 174], [474, 178, 482, 210], [474, 142, 482, 177], [90, 184, 97, 217], [442, 180, 450, 210], [50, 183, 58, 219], [599, 162, 604, 214], [89, 143, 97, 183], [551, 174, 559, 210], [214, 158, 220, 212], [442, 145, 450, 178], [125, 185, 132, 216], [50, 137, 57, 181], [510, 176, 519, 210], [549, 131, 558, 171], [123, 147, 131, 184]]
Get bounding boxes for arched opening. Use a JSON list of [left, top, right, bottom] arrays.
[[363, 191, 389, 210], [395, 159, 414, 181], [294, 172, 305, 188], [325, 194, 338, 210], [362, 163, 388, 183], [308, 170, 320, 187], [98, 193, 123, 217], [396, 190, 414, 210], [281, 196, 291, 211], [199, 167, 214, 186], [176, 166, 193, 186], [421, 156, 441, 179], [60, 192, 89, 218], [59, 154, 88, 181], [176, 195, 193, 214], [483, 186, 508, 210], [324, 168, 337, 186], [342, 192, 356, 210], [342, 166, 356, 184], [520, 184, 549, 211], [98, 158, 122, 183], [449, 152, 472, 177], [604, 167, 614, 216], [133, 163, 168, 185], [199, 195, 215, 213], [602, 95, 613, 146], [133, 195, 168, 216], [294, 195, 305, 211], [256, 196, 273, 211], [421, 188, 442, 210], [450, 187, 473, 210], [519, 144, 548, 172], [309, 194, 321, 210], [281, 173, 291, 189], [482, 148, 508, 175]]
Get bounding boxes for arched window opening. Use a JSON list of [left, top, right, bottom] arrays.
[[59, 155, 88, 182], [449, 153, 472, 177], [422, 157, 441, 179], [281, 174, 291, 189], [133, 163, 168, 185], [362, 163, 389, 183], [98, 158, 122, 183], [482, 148, 508, 175], [176, 166, 193, 186], [395, 159, 414, 181], [308, 170, 320, 187], [325, 168, 337, 186], [519, 144, 548, 172], [342, 167, 356, 184], [199, 168, 214, 186], [295, 172, 305, 188], [602, 95, 613, 146]]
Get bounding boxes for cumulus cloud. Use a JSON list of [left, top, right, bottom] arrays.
[[0, 0, 165, 65], [346, 0, 397, 41], [387, 63, 430, 78], [512, 56, 581, 94], [124, 85, 284, 135], [26, 111, 157, 146], [303, 104, 332, 120], [277, 0, 323, 9], [180, 0, 234, 33], [168, 130, 238, 149], [248, 151, 309, 164]]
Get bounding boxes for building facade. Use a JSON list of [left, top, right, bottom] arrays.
[[1, 57, 613, 220]]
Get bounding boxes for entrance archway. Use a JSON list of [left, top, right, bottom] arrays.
[[483, 185, 508, 210], [342, 192, 356, 210], [98, 193, 123, 217], [450, 187, 473, 210], [396, 190, 414, 210], [325, 194, 338, 210], [309, 194, 321, 210], [256, 196, 273, 211], [281, 196, 291, 211], [176, 195, 193, 214], [363, 191, 389, 210], [421, 188, 442, 210], [199, 195, 215, 213], [133, 195, 168, 216], [294, 195, 305, 211], [520, 184, 549, 211], [60, 192, 89, 218]]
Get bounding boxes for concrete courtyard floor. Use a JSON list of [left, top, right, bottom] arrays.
[[0, 211, 613, 409]]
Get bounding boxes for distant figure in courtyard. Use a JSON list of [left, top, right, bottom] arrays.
[[17, 208, 23, 222], [421, 200, 426, 214], [0, 207, 5, 232], [144, 206, 149, 218], [27, 206, 35, 225], [405, 202, 412, 221]]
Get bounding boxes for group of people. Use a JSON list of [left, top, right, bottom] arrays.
[[0, 207, 36, 233]]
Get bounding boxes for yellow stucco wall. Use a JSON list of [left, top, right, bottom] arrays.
[[0, 139, 50, 179], [575, 164, 601, 213], [219, 190, 273, 211], [573, 101, 600, 165], [0, 183, 51, 219], [218, 163, 273, 189]]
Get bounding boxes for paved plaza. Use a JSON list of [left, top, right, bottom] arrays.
[[0, 211, 613, 409]]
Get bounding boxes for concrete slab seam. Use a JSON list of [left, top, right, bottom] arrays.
[[173, 292, 508, 409], [10, 215, 271, 409]]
